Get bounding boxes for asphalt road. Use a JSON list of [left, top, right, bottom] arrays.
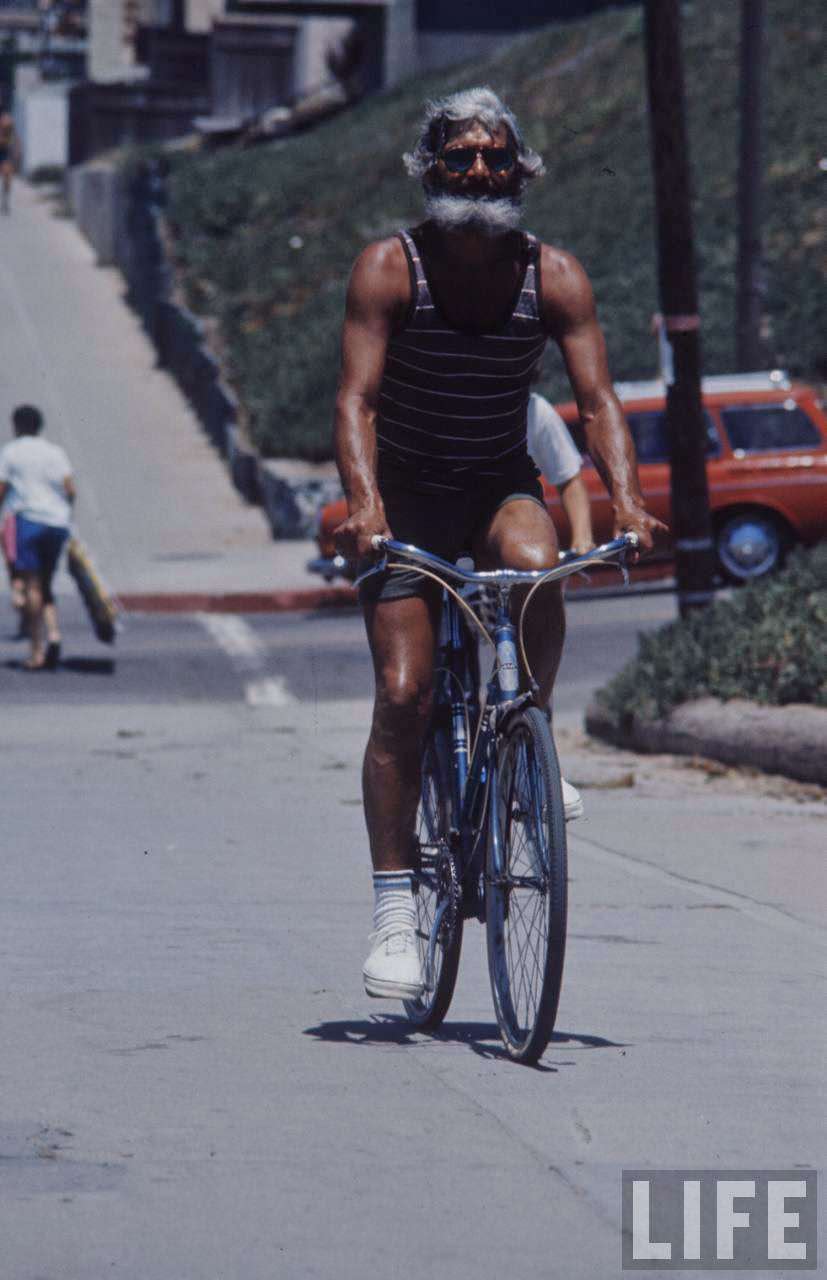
[[2, 593, 824, 1279], [1, 589, 677, 716]]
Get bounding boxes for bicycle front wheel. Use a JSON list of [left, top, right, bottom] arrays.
[[485, 706, 567, 1064], [403, 724, 463, 1030]]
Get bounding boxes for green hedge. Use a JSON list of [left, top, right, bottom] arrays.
[[595, 543, 827, 729], [165, 0, 826, 459]]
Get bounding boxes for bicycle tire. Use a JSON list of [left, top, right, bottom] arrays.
[[403, 724, 463, 1030], [485, 706, 567, 1064]]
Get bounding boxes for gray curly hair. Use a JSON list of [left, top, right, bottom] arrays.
[[403, 87, 545, 187]]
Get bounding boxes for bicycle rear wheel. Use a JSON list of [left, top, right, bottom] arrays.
[[485, 706, 567, 1064], [403, 724, 463, 1030]]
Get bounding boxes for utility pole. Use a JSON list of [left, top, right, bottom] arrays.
[[643, 0, 716, 614], [736, 0, 767, 369]]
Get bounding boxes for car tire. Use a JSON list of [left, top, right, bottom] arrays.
[[715, 510, 789, 583]]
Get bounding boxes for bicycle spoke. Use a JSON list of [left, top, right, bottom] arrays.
[[486, 709, 567, 1062], [404, 727, 463, 1029]]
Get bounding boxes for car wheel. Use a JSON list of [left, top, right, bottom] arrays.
[[715, 511, 787, 582]]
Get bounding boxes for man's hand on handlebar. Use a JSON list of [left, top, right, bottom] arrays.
[[333, 501, 392, 561], [612, 498, 668, 558]]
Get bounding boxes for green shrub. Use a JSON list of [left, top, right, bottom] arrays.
[[595, 543, 827, 728], [165, 0, 826, 459]]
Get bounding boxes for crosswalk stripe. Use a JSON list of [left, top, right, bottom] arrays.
[[197, 614, 296, 705], [197, 614, 265, 670], [245, 677, 296, 707]]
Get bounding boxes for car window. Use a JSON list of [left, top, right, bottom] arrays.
[[720, 403, 821, 452], [625, 410, 720, 462]]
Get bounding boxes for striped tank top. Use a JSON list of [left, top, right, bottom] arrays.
[[376, 228, 547, 494]]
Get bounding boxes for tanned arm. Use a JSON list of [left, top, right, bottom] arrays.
[[540, 246, 667, 553], [332, 237, 409, 560]]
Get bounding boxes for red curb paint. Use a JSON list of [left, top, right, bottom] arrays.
[[118, 588, 358, 614], [117, 560, 673, 614]]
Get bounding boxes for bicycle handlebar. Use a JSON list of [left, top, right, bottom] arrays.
[[366, 532, 639, 588]]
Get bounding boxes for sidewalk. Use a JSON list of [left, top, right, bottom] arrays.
[[0, 181, 336, 606]]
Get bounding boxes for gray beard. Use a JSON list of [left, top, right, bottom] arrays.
[[423, 192, 523, 236]]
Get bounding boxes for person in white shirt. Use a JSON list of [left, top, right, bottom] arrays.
[[0, 405, 76, 669], [527, 392, 594, 554]]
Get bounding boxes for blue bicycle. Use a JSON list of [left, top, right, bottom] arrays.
[[363, 533, 638, 1064]]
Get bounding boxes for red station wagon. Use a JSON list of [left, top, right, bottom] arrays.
[[312, 371, 827, 584]]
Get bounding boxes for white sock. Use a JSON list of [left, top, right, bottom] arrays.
[[372, 870, 415, 934]]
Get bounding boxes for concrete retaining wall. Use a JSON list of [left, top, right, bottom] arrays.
[[586, 697, 827, 786], [67, 162, 125, 266]]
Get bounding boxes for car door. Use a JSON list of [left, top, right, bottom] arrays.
[[621, 406, 720, 539], [713, 399, 827, 540], [622, 409, 672, 536]]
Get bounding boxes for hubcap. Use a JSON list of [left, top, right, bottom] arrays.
[[719, 517, 779, 578]]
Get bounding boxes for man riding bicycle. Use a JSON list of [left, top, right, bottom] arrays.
[[333, 88, 665, 1002]]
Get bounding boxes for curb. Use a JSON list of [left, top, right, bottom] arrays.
[[585, 696, 827, 787], [118, 587, 358, 614], [116, 569, 677, 617]]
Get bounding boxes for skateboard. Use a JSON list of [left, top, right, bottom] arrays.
[[66, 537, 120, 644]]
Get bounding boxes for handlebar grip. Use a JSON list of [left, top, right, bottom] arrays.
[[625, 531, 640, 549], [370, 534, 386, 551]]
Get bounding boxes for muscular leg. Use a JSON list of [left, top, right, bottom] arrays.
[[362, 590, 442, 871], [474, 498, 564, 705]]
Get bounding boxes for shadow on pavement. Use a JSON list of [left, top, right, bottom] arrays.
[[60, 657, 117, 676], [304, 1017, 627, 1070], [3, 657, 116, 675]]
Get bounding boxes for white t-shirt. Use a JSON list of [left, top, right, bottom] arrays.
[[0, 435, 73, 527], [526, 393, 582, 488]]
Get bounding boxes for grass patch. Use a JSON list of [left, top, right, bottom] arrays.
[[164, 0, 826, 459], [595, 543, 827, 729]]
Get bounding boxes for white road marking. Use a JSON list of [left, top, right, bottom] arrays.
[[198, 614, 266, 671], [245, 677, 296, 707], [197, 614, 296, 705]]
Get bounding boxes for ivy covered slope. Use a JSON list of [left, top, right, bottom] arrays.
[[595, 543, 827, 730], [166, 0, 825, 460]]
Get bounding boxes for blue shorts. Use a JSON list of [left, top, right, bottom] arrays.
[[14, 515, 69, 590]]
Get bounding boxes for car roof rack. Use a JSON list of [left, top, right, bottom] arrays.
[[613, 370, 791, 400]]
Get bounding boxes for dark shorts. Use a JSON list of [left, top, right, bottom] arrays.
[[358, 458, 546, 605], [14, 515, 69, 596]]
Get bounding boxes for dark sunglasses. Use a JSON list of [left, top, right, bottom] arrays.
[[439, 146, 516, 175]]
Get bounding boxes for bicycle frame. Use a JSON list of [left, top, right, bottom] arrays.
[[437, 585, 535, 919], [358, 533, 639, 922]]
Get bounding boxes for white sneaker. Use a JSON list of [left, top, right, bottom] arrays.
[[363, 925, 424, 1000], [562, 778, 584, 821]]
